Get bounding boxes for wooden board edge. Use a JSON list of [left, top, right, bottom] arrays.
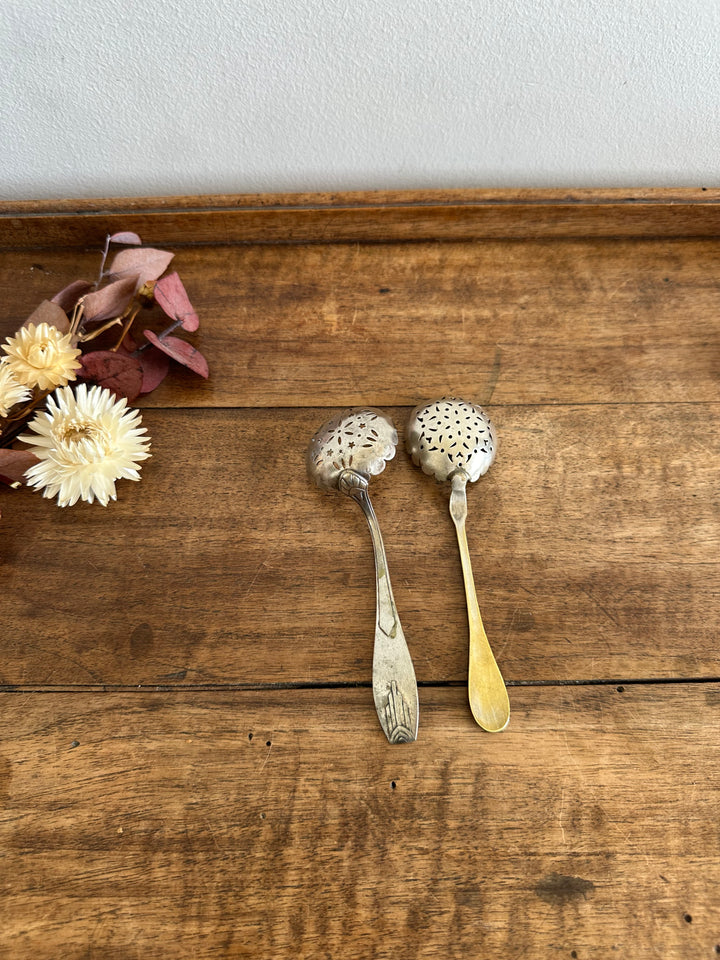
[[4, 186, 720, 213], [2, 188, 720, 248]]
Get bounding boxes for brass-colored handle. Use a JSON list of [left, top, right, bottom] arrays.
[[450, 473, 510, 732]]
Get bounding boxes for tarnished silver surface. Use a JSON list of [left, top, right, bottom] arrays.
[[306, 407, 398, 491], [406, 397, 509, 733], [406, 396, 497, 483], [307, 408, 419, 744]]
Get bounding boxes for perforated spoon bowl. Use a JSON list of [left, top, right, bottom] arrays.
[[407, 396, 509, 732], [307, 408, 419, 744]]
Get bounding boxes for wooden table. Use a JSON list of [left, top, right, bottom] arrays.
[[1, 189, 720, 958]]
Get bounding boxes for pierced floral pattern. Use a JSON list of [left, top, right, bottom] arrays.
[[307, 408, 398, 491], [406, 396, 496, 483]]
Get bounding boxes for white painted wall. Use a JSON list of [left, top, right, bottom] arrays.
[[2, 0, 719, 200]]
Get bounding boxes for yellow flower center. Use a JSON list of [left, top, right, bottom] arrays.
[[58, 416, 112, 460], [63, 422, 92, 442], [27, 340, 56, 368]]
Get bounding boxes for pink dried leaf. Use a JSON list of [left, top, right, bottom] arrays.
[[153, 272, 199, 332], [51, 279, 93, 312], [79, 350, 144, 401], [107, 248, 174, 289], [0, 448, 40, 485], [137, 345, 171, 394], [23, 299, 70, 334], [115, 335, 168, 392], [109, 231, 142, 245], [82, 276, 137, 323], [143, 330, 209, 378]]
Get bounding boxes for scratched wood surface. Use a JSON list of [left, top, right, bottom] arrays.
[[1, 403, 719, 685], [2, 236, 720, 408], [1, 191, 720, 958], [2, 685, 720, 960]]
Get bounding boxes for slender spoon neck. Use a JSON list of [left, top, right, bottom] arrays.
[[449, 470, 469, 527], [448, 470, 486, 641], [339, 468, 394, 599]]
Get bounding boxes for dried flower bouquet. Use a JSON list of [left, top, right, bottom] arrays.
[[0, 232, 208, 513]]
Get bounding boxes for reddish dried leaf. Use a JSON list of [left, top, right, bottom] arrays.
[[0, 448, 40, 485], [153, 272, 199, 331], [79, 350, 144, 400], [109, 231, 142, 245], [115, 335, 168, 393], [143, 331, 209, 378], [117, 331, 139, 353], [108, 248, 174, 289], [51, 279, 93, 312], [137, 345, 171, 394], [23, 299, 70, 334], [82, 277, 137, 323]]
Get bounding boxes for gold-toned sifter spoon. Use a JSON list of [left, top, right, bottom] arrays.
[[407, 396, 509, 732], [306, 408, 419, 744]]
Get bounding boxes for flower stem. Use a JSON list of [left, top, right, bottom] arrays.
[[69, 300, 87, 342], [0, 389, 51, 446], [131, 317, 183, 355], [94, 234, 111, 289], [110, 305, 141, 352]]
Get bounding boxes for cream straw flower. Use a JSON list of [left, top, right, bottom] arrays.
[[0, 359, 31, 417], [22, 384, 151, 507], [2, 322, 82, 391]]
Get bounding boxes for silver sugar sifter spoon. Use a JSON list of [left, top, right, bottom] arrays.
[[406, 396, 510, 732], [306, 408, 419, 744]]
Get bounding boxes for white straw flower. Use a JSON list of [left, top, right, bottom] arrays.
[[2, 322, 82, 391], [22, 383, 151, 507], [0, 359, 32, 417]]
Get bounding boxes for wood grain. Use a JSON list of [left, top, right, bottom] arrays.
[[2, 192, 719, 958], [2, 236, 720, 408], [1, 684, 719, 960], [3, 188, 720, 248], [2, 405, 718, 687]]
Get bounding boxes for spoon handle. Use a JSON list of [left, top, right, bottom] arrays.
[[449, 474, 510, 732], [343, 473, 419, 744]]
